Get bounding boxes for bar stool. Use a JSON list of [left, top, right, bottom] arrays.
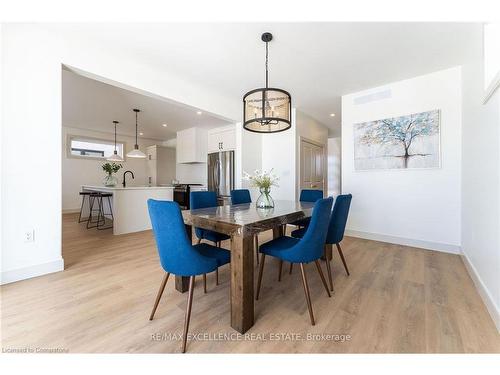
[[86, 192, 104, 229], [86, 192, 114, 230], [78, 191, 93, 223]]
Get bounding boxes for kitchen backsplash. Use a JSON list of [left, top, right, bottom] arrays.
[[176, 162, 207, 185]]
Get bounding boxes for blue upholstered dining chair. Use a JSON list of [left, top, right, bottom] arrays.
[[230, 189, 252, 205], [277, 189, 324, 279], [291, 194, 352, 291], [288, 189, 324, 229], [147, 199, 230, 353], [256, 197, 334, 325], [230, 189, 261, 265], [190, 191, 231, 291]]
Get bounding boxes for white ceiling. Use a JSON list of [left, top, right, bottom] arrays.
[[57, 23, 480, 137], [62, 69, 233, 140]]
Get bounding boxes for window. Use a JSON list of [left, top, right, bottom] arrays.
[[68, 135, 124, 160]]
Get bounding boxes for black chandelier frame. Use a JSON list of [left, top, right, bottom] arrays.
[[243, 32, 292, 134]]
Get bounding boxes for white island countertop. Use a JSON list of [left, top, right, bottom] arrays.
[[82, 185, 174, 191]]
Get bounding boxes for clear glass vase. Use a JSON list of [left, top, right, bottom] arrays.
[[256, 187, 274, 209], [103, 174, 118, 187]]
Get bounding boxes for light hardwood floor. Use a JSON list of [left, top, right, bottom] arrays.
[[1, 213, 499, 353]]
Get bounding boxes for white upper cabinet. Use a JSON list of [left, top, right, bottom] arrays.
[[207, 125, 236, 153], [146, 145, 157, 160], [176, 127, 207, 163]]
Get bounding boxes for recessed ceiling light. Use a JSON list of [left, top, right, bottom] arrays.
[[162, 124, 167, 127], [330, 113, 336, 117], [139, 132, 144, 136], [196, 111, 202, 115]]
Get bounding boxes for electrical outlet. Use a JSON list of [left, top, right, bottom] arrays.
[[24, 229, 35, 243]]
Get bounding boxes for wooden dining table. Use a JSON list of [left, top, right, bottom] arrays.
[[177, 200, 315, 333]]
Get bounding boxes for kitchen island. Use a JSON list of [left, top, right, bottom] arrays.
[[81, 185, 174, 235]]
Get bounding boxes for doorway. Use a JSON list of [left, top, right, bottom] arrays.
[[299, 138, 325, 195]]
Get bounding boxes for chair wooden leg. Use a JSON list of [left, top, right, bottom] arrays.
[[255, 254, 266, 300], [314, 260, 331, 298], [325, 248, 334, 292], [254, 235, 259, 265], [203, 273, 207, 293], [289, 263, 293, 274], [336, 243, 350, 276], [299, 263, 315, 325], [149, 272, 170, 320], [215, 268, 219, 285], [181, 276, 195, 353], [278, 260, 283, 281]]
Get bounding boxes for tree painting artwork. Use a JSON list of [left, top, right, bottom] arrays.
[[353, 110, 440, 170]]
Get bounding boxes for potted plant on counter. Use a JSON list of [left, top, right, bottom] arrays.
[[102, 162, 122, 187]]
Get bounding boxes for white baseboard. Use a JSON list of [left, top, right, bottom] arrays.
[[1, 258, 64, 285], [461, 251, 500, 332], [62, 208, 80, 214], [345, 229, 461, 254]]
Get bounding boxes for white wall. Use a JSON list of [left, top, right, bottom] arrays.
[[62, 126, 158, 211], [328, 137, 341, 197], [484, 23, 500, 93], [342, 67, 462, 253], [175, 163, 207, 185], [295, 109, 329, 197], [261, 109, 297, 201], [461, 32, 500, 330], [295, 109, 329, 145], [1, 24, 239, 284], [236, 124, 263, 202], [2, 25, 64, 284]]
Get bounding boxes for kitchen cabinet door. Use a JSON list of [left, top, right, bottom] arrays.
[[176, 127, 207, 163], [208, 132, 221, 153], [147, 158, 157, 186], [207, 126, 236, 153], [218, 128, 236, 151], [147, 145, 157, 160]]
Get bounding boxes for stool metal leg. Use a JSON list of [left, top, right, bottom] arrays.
[[78, 194, 88, 223], [97, 195, 113, 230], [97, 196, 105, 228], [86, 195, 97, 229]]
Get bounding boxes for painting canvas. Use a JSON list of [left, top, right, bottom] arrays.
[[353, 110, 440, 171]]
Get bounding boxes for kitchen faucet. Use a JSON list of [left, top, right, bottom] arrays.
[[122, 170, 135, 188]]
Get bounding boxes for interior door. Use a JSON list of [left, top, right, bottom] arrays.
[[300, 139, 325, 193]]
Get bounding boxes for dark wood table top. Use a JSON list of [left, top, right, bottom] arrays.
[[182, 200, 315, 237]]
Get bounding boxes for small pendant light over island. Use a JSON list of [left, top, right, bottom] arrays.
[[107, 120, 124, 162], [126, 108, 146, 158]]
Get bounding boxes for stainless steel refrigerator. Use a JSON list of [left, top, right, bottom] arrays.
[[207, 151, 234, 200]]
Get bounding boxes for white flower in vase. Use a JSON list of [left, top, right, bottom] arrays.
[[243, 168, 279, 209]]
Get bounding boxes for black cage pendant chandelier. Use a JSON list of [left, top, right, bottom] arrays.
[[243, 32, 291, 133]]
